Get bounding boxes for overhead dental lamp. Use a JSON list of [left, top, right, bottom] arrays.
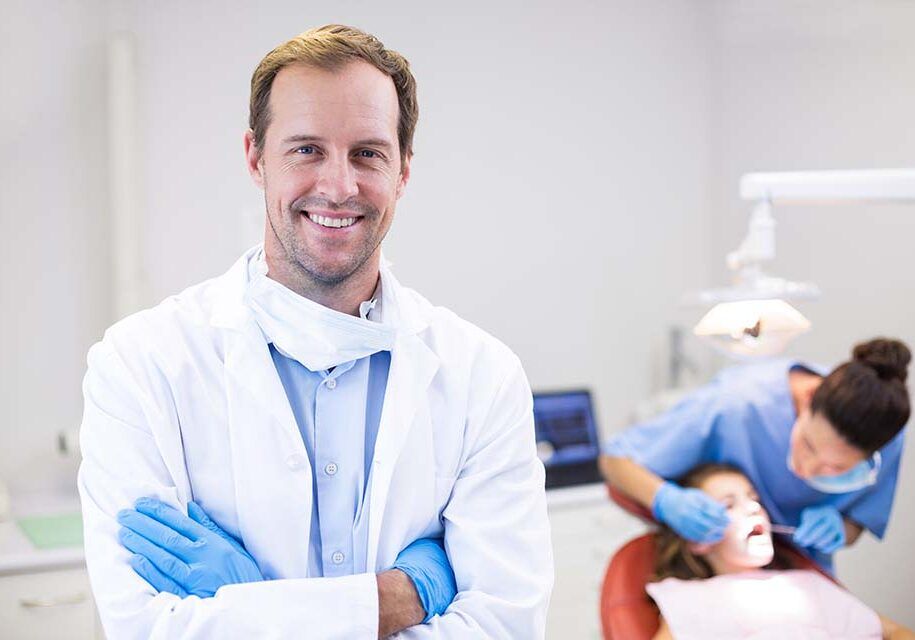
[[692, 168, 915, 357]]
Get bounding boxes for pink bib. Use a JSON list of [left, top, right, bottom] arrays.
[[646, 570, 882, 639]]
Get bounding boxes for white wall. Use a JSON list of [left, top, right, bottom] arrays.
[[0, 0, 110, 495], [2, 0, 715, 559], [124, 0, 716, 433], [709, 0, 915, 624]]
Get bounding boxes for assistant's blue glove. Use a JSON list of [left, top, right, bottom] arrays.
[[792, 505, 846, 554], [117, 497, 263, 598], [652, 481, 730, 543], [393, 538, 457, 622]]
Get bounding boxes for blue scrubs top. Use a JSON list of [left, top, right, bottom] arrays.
[[603, 358, 906, 572]]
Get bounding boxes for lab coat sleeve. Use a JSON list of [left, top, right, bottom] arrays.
[[394, 354, 554, 639], [601, 383, 732, 480], [78, 339, 379, 640]]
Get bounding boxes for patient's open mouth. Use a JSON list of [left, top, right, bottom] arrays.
[[747, 524, 765, 539]]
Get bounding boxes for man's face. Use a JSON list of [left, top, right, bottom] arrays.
[[245, 60, 410, 286]]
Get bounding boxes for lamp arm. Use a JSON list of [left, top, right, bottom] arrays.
[[726, 199, 775, 273]]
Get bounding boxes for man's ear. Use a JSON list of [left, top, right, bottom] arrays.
[[244, 129, 265, 189], [395, 152, 411, 199]]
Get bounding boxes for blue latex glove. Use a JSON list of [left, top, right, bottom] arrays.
[[392, 538, 457, 623], [792, 505, 846, 554], [117, 497, 263, 598], [652, 481, 730, 543]]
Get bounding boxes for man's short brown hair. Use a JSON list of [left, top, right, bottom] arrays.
[[249, 24, 418, 166]]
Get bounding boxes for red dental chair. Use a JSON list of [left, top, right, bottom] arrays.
[[599, 485, 835, 640]]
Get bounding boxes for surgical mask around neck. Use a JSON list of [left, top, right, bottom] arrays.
[[244, 250, 396, 371], [790, 451, 882, 494]]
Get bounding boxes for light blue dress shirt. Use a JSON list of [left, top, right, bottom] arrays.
[[269, 300, 391, 578]]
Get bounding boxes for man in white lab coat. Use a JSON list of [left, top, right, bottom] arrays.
[[78, 24, 553, 639]]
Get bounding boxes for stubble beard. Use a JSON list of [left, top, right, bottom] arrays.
[[264, 192, 386, 293]]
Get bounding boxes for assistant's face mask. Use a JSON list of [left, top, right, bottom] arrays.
[[800, 452, 882, 494]]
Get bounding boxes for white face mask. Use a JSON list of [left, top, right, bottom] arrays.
[[244, 251, 396, 371]]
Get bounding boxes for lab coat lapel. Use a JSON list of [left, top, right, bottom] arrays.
[[222, 317, 315, 579], [365, 335, 439, 569]]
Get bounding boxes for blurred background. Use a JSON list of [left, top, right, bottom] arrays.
[[1, 0, 913, 637]]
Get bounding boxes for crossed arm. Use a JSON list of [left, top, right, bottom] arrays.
[[81, 341, 551, 638], [79, 343, 447, 638], [115, 498, 440, 638]]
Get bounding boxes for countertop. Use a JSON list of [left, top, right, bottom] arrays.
[[0, 492, 85, 576]]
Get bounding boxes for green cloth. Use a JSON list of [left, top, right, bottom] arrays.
[[17, 513, 83, 549]]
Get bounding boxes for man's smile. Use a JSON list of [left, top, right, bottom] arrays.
[[301, 209, 363, 230]]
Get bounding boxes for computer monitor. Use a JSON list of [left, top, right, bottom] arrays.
[[533, 389, 603, 489]]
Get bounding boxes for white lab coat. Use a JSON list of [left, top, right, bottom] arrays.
[[78, 247, 554, 639]]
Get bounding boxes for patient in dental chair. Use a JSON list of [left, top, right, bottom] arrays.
[[647, 463, 913, 640]]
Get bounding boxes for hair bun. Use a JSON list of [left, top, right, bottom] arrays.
[[853, 338, 911, 383]]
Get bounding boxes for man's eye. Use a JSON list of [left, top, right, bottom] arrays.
[[358, 149, 379, 159], [296, 146, 315, 155]]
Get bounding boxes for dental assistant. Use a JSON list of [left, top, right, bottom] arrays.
[[601, 338, 910, 573], [78, 25, 552, 639]]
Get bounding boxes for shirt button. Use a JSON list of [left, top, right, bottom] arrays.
[[285, 454, 306, 470], [325, 378, 337, 390], [331, 551, 345, 565], [324, 462, 338, 476]]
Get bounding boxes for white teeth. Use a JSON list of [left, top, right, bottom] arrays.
[[306, 213, 357, 229]]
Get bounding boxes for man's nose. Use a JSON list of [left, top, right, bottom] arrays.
[[314, 155, 358, 203]]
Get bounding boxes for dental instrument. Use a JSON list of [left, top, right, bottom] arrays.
[[769, 524, 796, 535]]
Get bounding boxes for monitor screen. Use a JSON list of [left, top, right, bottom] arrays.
[[533, 390, 602, 488]]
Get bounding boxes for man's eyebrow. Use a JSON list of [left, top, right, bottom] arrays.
[[354, 138, 396, 150], [282, 134, 325, 145], [280, 135, 396, 151]]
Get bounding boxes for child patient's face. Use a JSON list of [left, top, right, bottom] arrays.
[[694, 472, 774, 574]]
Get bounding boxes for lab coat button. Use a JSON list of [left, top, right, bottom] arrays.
[[324, 462, 338, 476], [325, 378, 337, 390], [285, 454, 306, 470], [331, 551, 345, 564]]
